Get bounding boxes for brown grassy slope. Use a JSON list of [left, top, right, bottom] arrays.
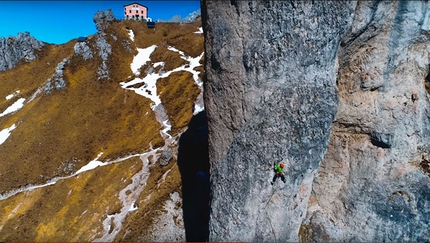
[[114, 158, 182, 241], [165, 21, 204, 58], [139, 45, 187, 75], [0, 42, 76, 105], [109, 21, 205, 241], [122, 20, 203, 57], [0, 157, 142, 242], [0, 19, 204, 241], [0, 22, 164, 193], [0, 42, 76, 122], [158, 71, 201, 135]]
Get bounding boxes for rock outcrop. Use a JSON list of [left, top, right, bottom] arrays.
[[304, 1, 430, 241], [74, 42, 93, 60], [0, 32, 44, 71], [92, 10, 114, 80], [202, 1, 356, 241], [44, 58, 68, 93], [93, 9, 115, 32], [96, 32, 112, 80]]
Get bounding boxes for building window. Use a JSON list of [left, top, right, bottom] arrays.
[[141, 10, 143, 14], [124, 7, 126, 10], [136, 10, 138, 13], [129, 10, 131, 13]]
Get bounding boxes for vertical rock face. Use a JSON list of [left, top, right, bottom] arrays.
[[305, 1, 430, 241], [202, 1, 356, 241], [0, 32, 44, 71]]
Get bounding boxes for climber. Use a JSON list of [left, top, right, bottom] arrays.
[[271, 161, 286, 185]]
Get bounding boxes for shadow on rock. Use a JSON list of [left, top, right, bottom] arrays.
[[177, 111, 210, 242]]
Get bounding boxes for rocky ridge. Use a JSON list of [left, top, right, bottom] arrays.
[[0, 32, 44, 71]]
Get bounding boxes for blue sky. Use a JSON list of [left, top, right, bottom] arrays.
[[0, 1, 201, 44]]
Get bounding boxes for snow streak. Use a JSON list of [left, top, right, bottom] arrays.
[[0, 124, 17, 145], [95, 147, 161, 241], [5, 90, 20, 100], [0, 98, 25, 117], [127, 29, 135, 41]]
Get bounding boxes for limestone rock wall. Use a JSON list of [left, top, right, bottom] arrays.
[[304, 1, 430, 241], [203, 0, 430, 241], [202, 1, 356, 241]]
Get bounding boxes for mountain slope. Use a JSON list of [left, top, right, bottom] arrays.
[[0, 16, 204, 241]]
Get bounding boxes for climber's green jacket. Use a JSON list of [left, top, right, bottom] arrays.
[[274, 163, 284, 173]]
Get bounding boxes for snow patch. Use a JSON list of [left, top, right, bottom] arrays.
[[0, 178, 58, 201], [75, 152, 105, 174], [162, 119, 172, 138], [131, 45, 157, 75], [164, 192, 180, 214], [153, 62, 164, 68], [127, 29, 135, 41], [167, 46, 185, 57], [0, 124, 17, 145], [120, 74, 162, 110], [128, 201, 138, 212], [0, 98, 25, 117], [121, 45, 203, 112], [194, 27, 203, 34], [5, 90, 20, 100], [193, 103, 205, 115], [167, 46, 204, 87]]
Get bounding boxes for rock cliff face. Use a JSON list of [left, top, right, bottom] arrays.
[[304, 1, 430, 241], [0, 32, 44, 71], [202, 1, 356, 241], [203, 0, 430, 242]]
